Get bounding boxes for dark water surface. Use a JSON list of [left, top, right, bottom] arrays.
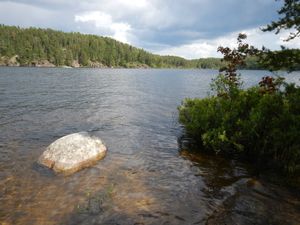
[[0, 68, 300, 225]]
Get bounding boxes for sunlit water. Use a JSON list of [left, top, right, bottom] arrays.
[[0, 68, 299, 225]]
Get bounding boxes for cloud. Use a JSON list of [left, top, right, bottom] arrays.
[[0, 0, 297, 58], [75, 11, 132, 43], [155, 28, 300, 59], [0, 1, 75, 31]]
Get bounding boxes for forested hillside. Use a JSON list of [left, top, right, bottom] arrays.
[[0, 25, 260, 69]]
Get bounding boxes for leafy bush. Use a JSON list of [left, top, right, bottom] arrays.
[[179, 0, 300, 174], [179, 77, 300, 174]]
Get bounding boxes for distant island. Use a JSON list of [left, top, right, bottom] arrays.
[[0, 25, 261, 69]]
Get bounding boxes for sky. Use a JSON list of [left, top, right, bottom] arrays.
[[0, 0, 299, 59]]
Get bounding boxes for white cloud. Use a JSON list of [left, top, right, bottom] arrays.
[[74, 11, 132, 44], [155, 28, 300, 59], [113, 0, 149, 9], [1, 0, 298, 58]]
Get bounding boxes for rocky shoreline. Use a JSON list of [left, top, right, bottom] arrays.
[[0, 55, 150, 69]]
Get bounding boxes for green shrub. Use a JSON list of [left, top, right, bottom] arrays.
[[178, 76, 300, 174]]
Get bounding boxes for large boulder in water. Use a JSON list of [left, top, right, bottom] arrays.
[[38, 132, 107, 174]]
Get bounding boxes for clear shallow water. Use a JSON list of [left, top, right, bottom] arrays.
[[0, 68, 300, 225]]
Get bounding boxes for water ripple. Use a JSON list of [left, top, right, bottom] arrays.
[[0, 68, 299, 224]]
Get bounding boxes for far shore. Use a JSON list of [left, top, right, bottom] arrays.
[[0, 65, 292, 71], [0, 64, 215, 69]]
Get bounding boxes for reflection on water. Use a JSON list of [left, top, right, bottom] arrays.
[[0, 68, 300, 224]]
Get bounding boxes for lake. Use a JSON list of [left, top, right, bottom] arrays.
[[0, 67, 300, 225]]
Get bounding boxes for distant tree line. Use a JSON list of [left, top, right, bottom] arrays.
[[0, 24, 265, 69]]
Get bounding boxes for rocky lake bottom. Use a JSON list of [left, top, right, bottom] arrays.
[[0, 68, 300, 225]]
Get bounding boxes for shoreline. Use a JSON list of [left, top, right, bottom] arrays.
[[0, 65, 275, 71], [0, 65, 295, 72], [0, 65, 209, 69]]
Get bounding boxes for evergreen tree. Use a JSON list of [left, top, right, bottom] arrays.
[[0, 24, 264, 69]]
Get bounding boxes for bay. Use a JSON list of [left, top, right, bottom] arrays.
[[0, 67, 299, 225]]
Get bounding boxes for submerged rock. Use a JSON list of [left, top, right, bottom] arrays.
[[38, 132, 107, 174], [206, 178, 300, 225]]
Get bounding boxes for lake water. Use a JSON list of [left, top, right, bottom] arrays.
[[0, 67, 300, 225]]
